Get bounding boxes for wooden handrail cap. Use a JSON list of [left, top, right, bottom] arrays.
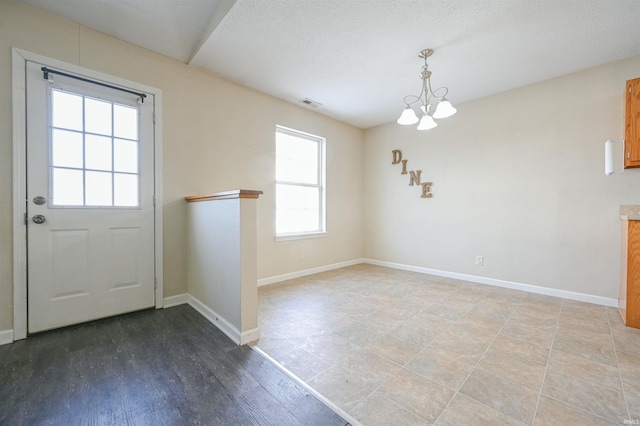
[[185, 189, 263, 203]]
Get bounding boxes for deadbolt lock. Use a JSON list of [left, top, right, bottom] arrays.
[[32, 215, 46, 224]]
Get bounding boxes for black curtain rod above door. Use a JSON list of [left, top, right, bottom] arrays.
[[41, 67, 147, 103]]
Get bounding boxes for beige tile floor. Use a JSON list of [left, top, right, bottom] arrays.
[[254, 264, 640, 425]]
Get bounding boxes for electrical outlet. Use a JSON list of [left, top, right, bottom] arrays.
[[475, 256, 483, 266]]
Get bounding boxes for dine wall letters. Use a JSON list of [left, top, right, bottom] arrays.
[[391, 149, 432, 198]]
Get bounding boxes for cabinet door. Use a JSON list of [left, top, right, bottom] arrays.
[[625, 78, 640, 168], [627, 220, 640, 328]]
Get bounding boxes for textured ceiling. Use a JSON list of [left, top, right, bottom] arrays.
[[17, 0, 233, 62], [18, 0, 640, 129]]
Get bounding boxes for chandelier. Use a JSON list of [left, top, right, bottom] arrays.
[[397, 48, 457, 130]]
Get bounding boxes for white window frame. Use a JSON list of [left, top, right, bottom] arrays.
[[48, 85, 142, 209], [275, 125, 327, 241]]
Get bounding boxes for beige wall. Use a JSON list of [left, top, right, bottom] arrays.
[[3, 0, 637, 335], [364, 54, 640, 299], [0, 0, 364, 332]]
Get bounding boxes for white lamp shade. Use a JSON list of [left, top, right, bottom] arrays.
[[604, 139, 624, 175], [433, 99, 457, 119], [417, 114, 438, 130], [397, 107, 419, 125]]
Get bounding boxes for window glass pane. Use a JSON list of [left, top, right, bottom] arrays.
[[114, 139, 138, 173], [276, 134, 318, 184], [52, 129, 83, 168], [52, 90, 83, 131], [276, 184, 320, 234], [52, 168, 83, 206], [276, 209, 321, 235], [114, 174, 138, 207], [85, 134, 112, 171], [85, 98, 112, 136], [85, 171, 112, 206], [49, 87, 143, 209], [113, 104, 138, 140]]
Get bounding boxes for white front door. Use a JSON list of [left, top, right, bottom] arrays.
[[26, 61, 156, 333]]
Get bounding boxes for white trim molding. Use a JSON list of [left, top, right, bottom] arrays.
[[187, 295, 260, 345], [12, 49, 28, 340], [163, 294, 188, 308], [0, 330, 14, 346], [364, 258, 618, 307], [257, 258, 364, 287], [153, 90, 164, 310]]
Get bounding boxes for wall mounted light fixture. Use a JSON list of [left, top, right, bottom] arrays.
[[397, 49, 456, 130], [604, 139, 624, 175]]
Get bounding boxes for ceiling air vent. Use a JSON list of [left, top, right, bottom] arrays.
[[299, 98, 322, 108]]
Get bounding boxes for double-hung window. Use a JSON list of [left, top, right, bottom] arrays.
[[275, 126, 326, 239]]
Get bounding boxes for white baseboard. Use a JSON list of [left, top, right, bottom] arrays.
[[187, 295, 259, 345], [240, 327, 261, 345], [364, 258, 619, 308], [258, 258, 365, 287], [163, 293, 188, 308], [0, 330, 13, 345]]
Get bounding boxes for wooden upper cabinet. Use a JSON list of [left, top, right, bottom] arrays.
[[625, 78, 640, 168], [622, 219, 640, 328]]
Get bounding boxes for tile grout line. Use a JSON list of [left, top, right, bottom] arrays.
[[530, 305, 630, 425], [346, 274, 463, 423], [529, 299, 563, 425], [346, 351, 426, 423], [366, 281, 531, 424], [250, 344, 364, 426], [364, 336, 444, 423], [607, 308, 632, 423], [259, 268, 637, 426], [354, 281, 481, 423], [431, 293, 525, 425], [268, 273, 419, 421], [342, 273, 442, 423], [352, 275, 440, 423]]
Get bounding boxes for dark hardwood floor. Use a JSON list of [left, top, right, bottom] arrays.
[[0, 305, 349, 426]]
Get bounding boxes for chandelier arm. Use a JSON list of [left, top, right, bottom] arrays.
[[420, 76, 429, 108], [427, 77, 449, 100], [402, 94, 424, 108]]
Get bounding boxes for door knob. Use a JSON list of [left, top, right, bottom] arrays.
[[32, 215, 46, 224]]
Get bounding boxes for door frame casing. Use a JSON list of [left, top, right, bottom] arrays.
[[12, 48, 164, 340]]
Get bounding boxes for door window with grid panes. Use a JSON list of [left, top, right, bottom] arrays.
[[50, 88, 140, 207]]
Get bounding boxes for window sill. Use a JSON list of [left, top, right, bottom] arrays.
[[275, 232, 328, 242]]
